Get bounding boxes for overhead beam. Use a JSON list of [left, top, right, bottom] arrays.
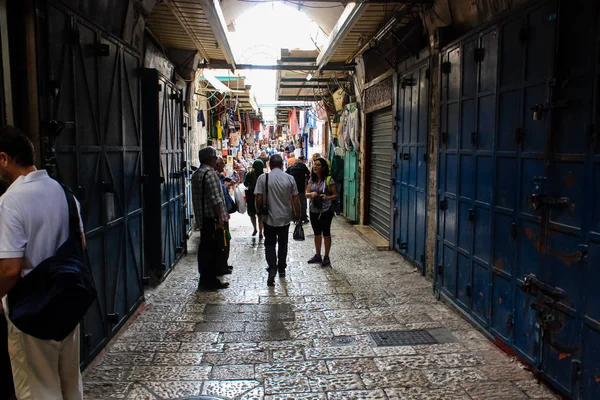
[[281, 77, 348, 83], [280, 84, 340, 89], [280, 57, 317, 63], [277, 96, 320, 102], [200, 63, 355, 71], [316, 2, 367, 70], [198, 0, 236, 66]]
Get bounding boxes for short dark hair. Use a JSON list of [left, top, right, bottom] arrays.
[[0, 126, 35, 167], [269, 154, 283, 169], [199, 146, 217, 164]]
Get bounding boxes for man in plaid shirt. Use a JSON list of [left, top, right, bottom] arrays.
[[191, 146, 230, 290]]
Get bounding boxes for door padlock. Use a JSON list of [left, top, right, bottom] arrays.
[[531, 104, 545, 121]]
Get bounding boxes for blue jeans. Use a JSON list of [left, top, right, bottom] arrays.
[[264, 223, 290, 274]]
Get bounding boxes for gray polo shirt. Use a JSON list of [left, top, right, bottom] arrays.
[[254, 168, 298, 227]]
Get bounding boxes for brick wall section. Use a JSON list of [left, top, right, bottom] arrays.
[[425, 50, 440, 278]]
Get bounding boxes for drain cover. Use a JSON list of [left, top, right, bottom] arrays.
[[369, 330, 438, 346], [331, 336, 356, 345]]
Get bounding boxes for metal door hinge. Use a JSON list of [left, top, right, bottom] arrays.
[[439, 198, 447, 210], [474, 48, 486, 63], [465, 285, 472, 297], [440, 131, 448, 144], [511, 222, 518, 239], [506, 314, 514, 329], [471, 132, 478, 146], [106, 313, 120, 324], [578, 244, 589, 265], [515, 127, 524, 145]]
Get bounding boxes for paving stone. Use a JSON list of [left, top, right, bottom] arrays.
[[361, 370, 428, 388], [101, 352, 155, 366], [513, 379, 561, 399], [128, 366, 211, 381], [272, 348, 305, 362], [256, 361, 329, 377], [211, 364, 255, 380], [308, 374, 365, 391], [423, 367, 488, 387], [461, 381, 529, 400], [83, 215, 555, 399], [385, 386, 471, 400], [264, 393, 327, 400], [203, 349, 269, 365], [240, 386, 265, 399], [152, 352, 203, 366], [264, 374, 311, 394], [142, 381, 202, 398], [201, 380, 261, 398], [326, 358, 379, 375], [194, 321, 247, 332], [326, 389, 387, 399], [84, 382, 132, 399], [305, 345, 375, 360]]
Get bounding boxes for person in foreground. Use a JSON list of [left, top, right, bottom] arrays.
[[306, 157, 337, 267], [0, 126, 84, 399], [191, 146, 230, 290], [254, 154, 301, 286]]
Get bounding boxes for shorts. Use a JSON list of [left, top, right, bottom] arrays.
[[246, 191, 257, 217], [310, 209, 334, 237]]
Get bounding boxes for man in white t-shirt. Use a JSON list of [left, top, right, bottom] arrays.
[[255, 154, 300, 287], [0, 126, 83, 399]]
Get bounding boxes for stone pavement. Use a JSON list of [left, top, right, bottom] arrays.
[[83, 213, 559, 400]]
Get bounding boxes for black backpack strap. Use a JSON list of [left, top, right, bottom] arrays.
[[56, 184, 84, 259]]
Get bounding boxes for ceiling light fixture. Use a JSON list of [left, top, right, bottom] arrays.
[[306, 73, 313, 81]]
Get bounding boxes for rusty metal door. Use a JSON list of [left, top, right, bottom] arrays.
[[36, 3, 144, 366]]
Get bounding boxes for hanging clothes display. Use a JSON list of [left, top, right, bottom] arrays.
[[197, 110, 205, 127], [289, 109, 298, 136], [216, 120, 223, 140], [253, 118, 261, 133]]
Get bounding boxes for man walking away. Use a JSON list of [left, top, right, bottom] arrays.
[[215, 156, 235, 276], [0, 126, 83, 399], [255, 154, 300, 286], [191, 147, 230, 290], [286, 155, 310, 223]]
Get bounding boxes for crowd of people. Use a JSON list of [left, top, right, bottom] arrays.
[[191, 142, 337, 289]]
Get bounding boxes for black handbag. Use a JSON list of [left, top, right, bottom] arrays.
[[8, 185, 97, 341], [293, 221, 305, 241]]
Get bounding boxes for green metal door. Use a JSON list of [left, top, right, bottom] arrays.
[[343, 150, 358, 222]]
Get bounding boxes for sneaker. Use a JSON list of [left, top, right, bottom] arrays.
[[322, 256, 331, 267], [307, 254, 322, 264]]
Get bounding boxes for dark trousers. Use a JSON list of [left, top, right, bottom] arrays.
[[301, 197, 308, 220], [198, 218, 225, 284], [264, 223, 290, 274]]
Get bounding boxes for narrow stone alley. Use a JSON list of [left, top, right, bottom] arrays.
[[82, 214, 559, 400]]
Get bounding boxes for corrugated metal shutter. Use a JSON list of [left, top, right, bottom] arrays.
[[368, 108, 393, 238]]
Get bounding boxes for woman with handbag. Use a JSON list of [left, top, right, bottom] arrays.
[[305, 157, 337, 267], [244, 159, 265, 240]]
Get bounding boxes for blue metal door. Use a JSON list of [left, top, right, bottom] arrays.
[[437, 1, 600, 397], [37, 3, 144, 366], [393, 62, 429, 271]]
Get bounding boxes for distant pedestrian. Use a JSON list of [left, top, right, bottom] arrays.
[[244, 159, 265, 240], [191, 147, 230, 290], [286, 155, 310, 223], [258, 151, 269, 170], [0, 126, 84, 399], [255, 154, 301, 286], [306, 157, 337, 267]]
